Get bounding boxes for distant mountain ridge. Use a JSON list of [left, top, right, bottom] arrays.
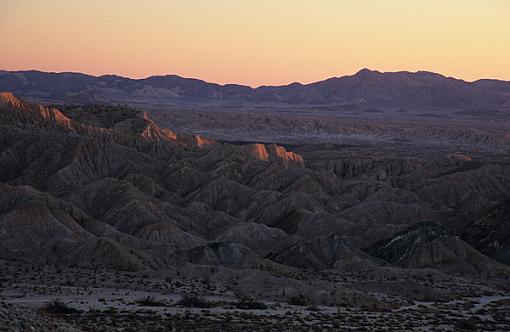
[[1, 69, 510, 110]]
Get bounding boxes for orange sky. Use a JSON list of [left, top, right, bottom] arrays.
[[1, 0, 509, 87]]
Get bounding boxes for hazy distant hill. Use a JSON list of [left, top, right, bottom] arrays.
[[2, 69, 510, 110]]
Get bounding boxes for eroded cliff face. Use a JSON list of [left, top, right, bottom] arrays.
[[0, 93, 308, 270], [0, 92, 73, 130], [247, 143, 270, 161], [0, 92, 509, 278]]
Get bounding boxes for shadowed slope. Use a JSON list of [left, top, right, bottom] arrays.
[[0, 93, 509, 278]]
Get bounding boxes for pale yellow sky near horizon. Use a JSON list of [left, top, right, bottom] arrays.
[[1, 0, 509, 87]]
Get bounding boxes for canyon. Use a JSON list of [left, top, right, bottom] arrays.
[[1, 69, 510, 330]]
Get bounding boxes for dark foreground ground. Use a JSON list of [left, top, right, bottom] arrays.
[[1, 260, 509, 331]]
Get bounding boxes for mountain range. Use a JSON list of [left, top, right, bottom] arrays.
[[2, 69, 510, 110]]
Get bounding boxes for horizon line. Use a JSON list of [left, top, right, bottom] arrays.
[[2, 67, 509, 89]]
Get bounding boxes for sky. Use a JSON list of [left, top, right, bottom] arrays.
[[1, 0, 509, 87]]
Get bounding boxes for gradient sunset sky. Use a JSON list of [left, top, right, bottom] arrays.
[[2, 0, 509, 87]]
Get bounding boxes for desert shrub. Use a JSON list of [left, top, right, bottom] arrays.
[[136, 296, 166, 307], [178, 292, 211, 308], [288, 295, 308, 306], [43, 300, 79, 315], [455, 318, 478, 330], [232, 291, 267, 310], [306, 305, 320, 312], [103, 307, 118, 315], [234, 298, 268, 310]]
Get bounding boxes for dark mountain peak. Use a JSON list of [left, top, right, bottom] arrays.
[[288, 82, 303, 87], [355, 68, 379, 76], [145, 74, 218, 86], [413, 70, 444, 78], [352, 69, 448, 82], [349, 68, 383, 81], [98, 74, 131, 80]]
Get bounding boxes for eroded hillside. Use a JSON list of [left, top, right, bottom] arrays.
[[1, 93, 510, 330], [0, 92, 509, 276]]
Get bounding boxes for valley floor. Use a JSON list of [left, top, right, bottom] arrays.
[[1, 260, 509, 331]]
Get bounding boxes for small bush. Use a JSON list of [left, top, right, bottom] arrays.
[[136, 296, 166, 307], [288, 295, 308, 306], [454, 319, 478, 331], [178, 293, 211, 308], [306, 305, 321, 312], [43, 300, 80, 315], [234, 299, 268, 310]]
